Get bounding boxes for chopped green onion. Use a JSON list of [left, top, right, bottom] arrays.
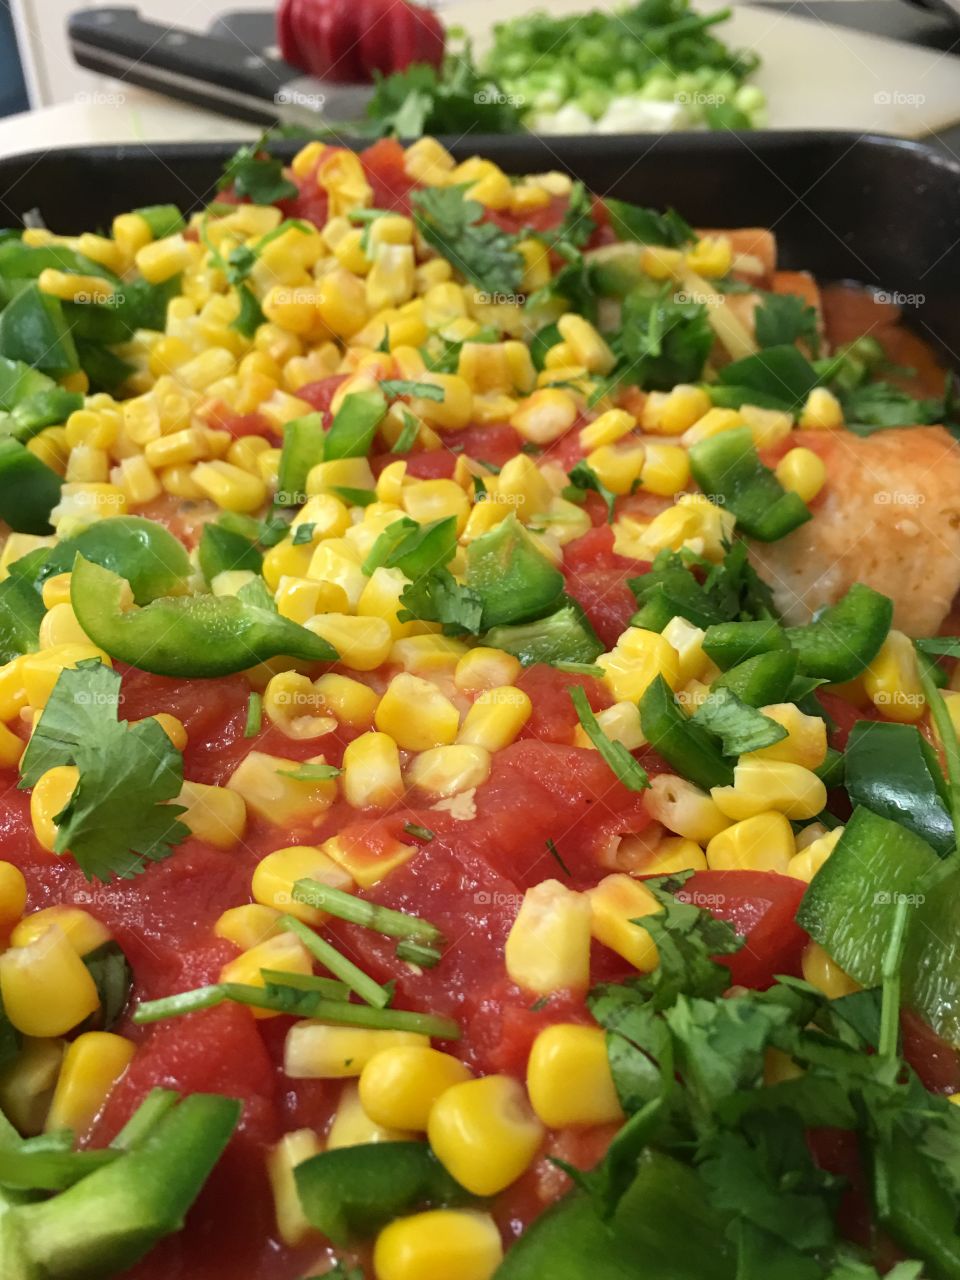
[[110, 1087, 179, 1151], [391, 410, 420, 454], [380, 379, 445, 402], [546, 837, 571, 876], [292, 878, 443, 944], [279, 914, 391, 1009], [569, 684, 649, 792], [132, 985, 227, 1022], [259, 969, 350, 1000], [403, 822, 435, 842], [244, 692, 262, 738], [878, 894, 910, 1061], [551, 661, 603, 676], [395, 939, 443, 968], [276, 763, 341, 782]]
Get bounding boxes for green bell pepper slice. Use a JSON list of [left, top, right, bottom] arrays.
[[785, 582, 892, 683], [465, 514, 565, 630], [870, 1120, 960, 1278], [902, 862, 960, 1047], [483, 600, 604, 666], [70, 556, 338, 677], [323, 389, 386, 461], [276, 412, 325, 506], [0, 575, 44, 663], [711, 650, 797, 707], [364, 516, 458, 581], [688, 427, 811, 542], [294, 1142, 471, 1246], [0, 285, 79, 377], [0, 438, 62, 533], [198, 522, 263, 585], [133, 205, 185, 240], [844, 720, 953, 855], [0, 240, 121, 283], [702, 619, 789, 670], [639, 675, 734, 791], [35, 517, 191, 605]]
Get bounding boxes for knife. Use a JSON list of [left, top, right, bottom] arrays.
[[67, 7, 374, 127]]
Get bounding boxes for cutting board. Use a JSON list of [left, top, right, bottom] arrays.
[[444, 0, 960, 136]]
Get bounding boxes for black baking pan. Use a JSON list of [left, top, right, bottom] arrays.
[[0, 132, 957, 368]]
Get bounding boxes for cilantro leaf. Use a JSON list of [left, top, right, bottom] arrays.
[[220, 145, 297, 205], [839, 381, 941, 434], [569, 684, 649, 793], [691, 687, 788, 756], [605, 200, 695, 247], [390, 409, 421, 453], [615, 283, 713, 391], [398, 569, 484, 636], [18, 662, 188, 881], [567, 459, 619, 523], [538, 181, 596, 251], [364, 58, 522, 140], [525, 244, 598, 320], [630, 541, 777, 630], [412, 185, 524, 297], [754, 292, 820, 357]]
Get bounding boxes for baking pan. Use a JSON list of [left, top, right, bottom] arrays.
[[1, 132, 957, 367]]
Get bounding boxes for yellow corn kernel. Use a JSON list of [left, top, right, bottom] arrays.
[[135, 234, 196, 283], [112, 212, 153, 259], [360, 1047, 472, 1132], [579, 409, 635, 452], [11, 906, 110, 956], [641, 245, 683, 279], [802, 941, 860, 999], [176, 348, 237, 394], [428, 1074, 543, 1196], [226, 750, 337, 823], [1, 535, 55, 580], [313, 673, 379, 729], [457, 687, 531, 751], [321, 830, 417, 887], [786, 826, 843, 882], [327, 1079, 414, 1149], [572, 700, 645, 754], [252, 844, 354, 925], [306, 456, 376, 500], [261, 540, 312, 591], [220, 931, 313, 1018], [44, 1031, 135, 1134], [268, 1128, 321, 1246], [863, 629, 925, 724], [686, 235, 732, 277], [261, 284, 319, 335], [147, 335, 192, 378], [0, 720, 22, 769], [263, 671, 335, 740], [505, 880, 592, 995], [629, 834, 707, 874], [588, 874, 660, 971], [214, 903, 282, 951], [800, 386, 843, 430], [661, 616, 709, 685], [510, 389, 578, 445], [0, 861, 25, 928], [26, 428, 69, 475], [706, 810, 795, 873], [30, 765, 79, 852], [0, 658, 27, 724], [454, 647, 521, 693], [305, 614, 393, 672], [285, 1021, 428, 1078], [374, 1209, 503, 1280], [112, 455, 163, 507], [712, 759, 828, 821], [585, 442, 645, 497], [745, 703, 828, 769], [527, 1024, 624, 1128], [598, 628, 680, 703], [77, 232, 123, 272], [65, 410, 117, 450], [38, 269, 116, 304], [37, 603, 91, 650], [143, 427, 209, 470], [341, 731, 404, 809], [0, 927, 100, 1036], [494, 455, 553, 521], [390, 635, 468, 676], [192, 460, 267, 513], [65, 444, 110, 485], [292, 139, 326, 177], [645, 773, 730, 843], [406, 744, 491, 798], [366, 244, 416, 312], [741, 403, 794, 448], [416, 259, 453, 292], [401, 479, 471, 532], [317, 149, 373, 218], [0, 1036, 64, 1135], [375, 674, 460, 751], [681, 407, 744, 448], [404, 136, 456, 183], [402, 375, 470, 431], [776, 447, 826, 502], [557, 314, 616, 375], [160, 465, 205, 500], [640, 443, 691, 496], [176, 780, 247, 850], [649, 384, 712, 435]]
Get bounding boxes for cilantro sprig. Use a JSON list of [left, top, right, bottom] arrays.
[[412, 185, 525, 297], [19, 661, 188, 881]]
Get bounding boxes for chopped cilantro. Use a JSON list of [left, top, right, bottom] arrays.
[[402, 822, 435, 842], [754, 291, 820, 356], [18, 662, 188, 882], [605, 200, 695, 247], [291, 522, 315, 546], [398, 569, 484, 636], [244, 692, 262, 738], [276, 763, 341, 782], [379, 379, 445, 402], [691, 687, 788, 755], [413, 185, 524, 296], [614, 283, 713, 391], [840, 380, 942, 433], [391, 409, 421, 454], [546, 837, 571, 876], [569, 684, 649, 793], [567, 459, 619, 523], [364, 58, 522, 140], [220, 144, 297, 205]]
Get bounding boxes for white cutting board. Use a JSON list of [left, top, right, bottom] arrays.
[[446, 0, 960, 136]]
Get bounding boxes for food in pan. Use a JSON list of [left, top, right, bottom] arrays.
[[0, 136, 958, 1280]]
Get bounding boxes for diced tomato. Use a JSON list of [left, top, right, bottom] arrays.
[[901, 1007, 960, 1094], [467, 980, 593, 1075], [371, 423, 523, 480], [817, 691, 881, 750], [196, 401, 276, 440], [561, 525, 647, 648], [681, 869, 809, 989], [361, 137, 416, 212], [296, 373, 350, 417], [517, 665, 610, 744]]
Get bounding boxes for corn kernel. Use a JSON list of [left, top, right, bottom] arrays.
[[44, 1031, 135, 1134], [557, 313, 616, 375], [505, 880, 591, 995], [645, 773, 730, 842], [454, 647, 521, 693], [641, 245, 683, 279], [800, 386, 843, 430], [252, 844, 354, 925], [786, 826, 843, 882], [313, 673, 379, 729], [0, 861, 25, 928], [863, 629, 925, 724], [360, 1046, 472, 1132], [711, 760, 827, 821], [268, 1128, 321, 1246], [624, 833, 707, 874], [776, 447, 826, 502], [457, 687, 531, 751], [341, 731, 404, 809], [11, 906, 110, 956], [30, 765, 79, 853], [640, 442, 691, 496], [177, 780, 247, 849], [220, 931, 313, 1018], [742, 403, 794, 448], [428, 1074, 543, 1196], [193, 460, 267, 513], [285, 1021, 428, 1078], [681, 407, 744, 448], [527, 1024, 623, 1128], [802, 941, 860, 999], [745, 703, 827, 769], [0, 926, 100, 1036], [402, 479, 471, 531], [214, 903, 282, 951], [0, 1036, 63, 1134], [136, 234, 196, 283], [510, 389, 578, 445], [598, 628, 679, 703], [226, 750, 337, 823], [406, 744, 490, 798], [686, 235, 732, 277], [305, 613, 393, 672], [327, 1079, 414, 1148], [588, 874, 660, 971], [706, 810, 795, 872], [375, 673, 460, 751], [374, 1209, 503, 1280], [579, 409, 635, 453]]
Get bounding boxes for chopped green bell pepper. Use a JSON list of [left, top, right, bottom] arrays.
[[365, 516, 458, 581], [0, 575, 44, 663], [198, 522, 263, 585], [688, 427, 811, 542], [786, 583, 892, 683], [276, 413, 325, 505], [844, 721, 953, 855], [702, 620, 789, 670], [294, 1142, 471, 1246], [0, 285, 78, 377], [870, 1121, 960, 1279], [35, 517, 191, 605], [70, 556, 338, 677], [0, 437, 62, 533], [639, 675, 734, 790], [711, 650, 797, 706], [483, 600, 604, 666], [465, 514, 565, 629], [133, 205, 185, 240], [323, 389, 386, 460], [0, 241, 120, 284]]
